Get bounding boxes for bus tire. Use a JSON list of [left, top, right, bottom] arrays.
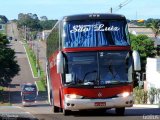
[[54, 106, 60, 113], [63, 109, 71, 116], [50, 92, 53, 106], [115, 107, 125, 116]]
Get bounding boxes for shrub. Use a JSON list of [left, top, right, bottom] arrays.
[[133, 87, 148, 104], [149, 87, 157, 104]]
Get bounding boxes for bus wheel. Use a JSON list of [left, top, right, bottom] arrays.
[[115, 107, 125, 116], [63, 109, 71, 116], [54, 106, 60, 113]]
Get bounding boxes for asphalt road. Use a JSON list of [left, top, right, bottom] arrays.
[[9, 40, 37, 105], [6, 22, 37, 105], [33, 107, 160, 120], [0, 106, 37, 120], [1, 106, 160, 120], [4, 22, 50, 119]]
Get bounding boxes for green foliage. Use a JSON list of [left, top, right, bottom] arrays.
[[0, 15, 8, 24], [0, 33, 20, 86], [149, 87, 157, 96], [17, 13, 41, 31], [146, 19, 160, 38], [0, 34, 9, 45], [24, 43, 38, 77], [39, 20, 57, 30], [133, 87, 148, 104], [17, 13, 57, 32], [36, 80, 46, 92], [47, 22, 59, 58], [148, 87, 158, 104], [130, 34, 156, 72], [134, 87, 160, 104]]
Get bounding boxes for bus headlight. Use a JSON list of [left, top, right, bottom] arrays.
[[117, 92, 132, 97], [65, 94, 83, 99]]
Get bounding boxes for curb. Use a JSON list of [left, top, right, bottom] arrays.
[[133, 104, 159, 108], [35, 81, 39, 92], [22, 43, 38, 79]]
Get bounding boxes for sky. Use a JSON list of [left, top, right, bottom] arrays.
[[0, 0, 160, 20]]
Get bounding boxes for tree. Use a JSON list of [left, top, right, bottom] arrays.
[[0, 33, 20, 86], [40, 16, 48, 21], [39, 20, 58, 30], [130, 34, 156, 72], [0, 15, 8, 24], [17, 13, 41, 31], [146, 19, 160, 38]]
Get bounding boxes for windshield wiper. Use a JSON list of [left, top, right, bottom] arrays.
[[82, 70, 97, 84], [83, 81, 95, 85], [105, 81, 131, 84]]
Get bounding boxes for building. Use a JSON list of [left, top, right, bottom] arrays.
[[128, 24, 155, 38], [128, 23, 160, 46], [0, 23, 5, 30], [0, 15, 8, 32], [42, 30, 51, 40]]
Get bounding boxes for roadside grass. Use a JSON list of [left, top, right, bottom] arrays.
[[36, 66, 47, 92], [36, 80, 46, 92], [24, 43, 38, 77], [0, 86, 11, 106], [24, 41, 46, 92]]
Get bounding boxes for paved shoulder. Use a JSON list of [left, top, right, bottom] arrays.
[[0, 106, 38, 120]]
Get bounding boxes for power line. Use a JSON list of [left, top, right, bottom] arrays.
[[109, 0, 133, 13]]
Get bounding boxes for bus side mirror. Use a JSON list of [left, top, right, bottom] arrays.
[[132, 50, 141, 71], [56, 51, 64, 74]]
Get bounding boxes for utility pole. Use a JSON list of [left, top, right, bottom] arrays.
[[109, 0, 132, 13], [24, 25, 27, 41], [36, 41, 40, 78], [110, 7, 113, 13]]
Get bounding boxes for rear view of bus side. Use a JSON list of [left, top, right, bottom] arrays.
[[46, 14, 141, 115]]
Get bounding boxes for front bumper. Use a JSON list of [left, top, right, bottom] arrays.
[[64, 95, 133, 110], [22, 101, 36, 106]]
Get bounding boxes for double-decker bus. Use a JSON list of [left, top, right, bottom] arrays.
[[46, 13, 141, 115]]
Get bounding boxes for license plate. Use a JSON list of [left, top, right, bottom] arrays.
[[94, 102, 106, 106]]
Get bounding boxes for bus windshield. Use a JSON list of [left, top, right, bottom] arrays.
[[63, 20, 129, 48], [64, 51, 132, 86]]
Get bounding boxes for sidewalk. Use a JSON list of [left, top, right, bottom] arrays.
[[133, 104, 159, 108]]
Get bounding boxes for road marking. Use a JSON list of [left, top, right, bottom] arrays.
[[23, 43, 38, 78], [35, 81, 39, 91]]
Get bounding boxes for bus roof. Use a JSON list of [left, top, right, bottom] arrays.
[[63, 13, 126, 21]]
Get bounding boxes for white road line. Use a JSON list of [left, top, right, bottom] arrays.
[[22, 43, 38, 78], [25, 111, 36, 118], [35, 81, 39, 91]]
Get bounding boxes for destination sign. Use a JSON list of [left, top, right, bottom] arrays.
[[70, 24, 120, 33]]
